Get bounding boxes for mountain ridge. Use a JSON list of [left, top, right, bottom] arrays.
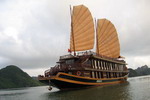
[[0, 65, 43, 89], [128, 65, 150, 77]]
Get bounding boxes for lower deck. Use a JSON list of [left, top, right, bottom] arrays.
[[68, 70, 128, 79], [39, 72, 128, 90]]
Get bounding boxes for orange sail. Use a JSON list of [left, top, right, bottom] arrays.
[[96, 19, 120, 58], [70, 5, 95, 51]]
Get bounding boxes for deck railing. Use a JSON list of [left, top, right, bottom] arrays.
[[60, 51, 125, 63]]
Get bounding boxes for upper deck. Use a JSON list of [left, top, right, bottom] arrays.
[[60, 51, 126, 65]]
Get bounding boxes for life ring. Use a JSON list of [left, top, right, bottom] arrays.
[[77, 71, 81, 76]]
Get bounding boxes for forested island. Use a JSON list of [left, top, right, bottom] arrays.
[[0, 64, 149, 89], [128, 65, 150, 77], [0, 65, 43, 89]]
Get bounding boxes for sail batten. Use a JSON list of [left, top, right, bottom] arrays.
[[74, 20, 93, 36], [70, 5, 94, 52], [96, 19, 120, 58]]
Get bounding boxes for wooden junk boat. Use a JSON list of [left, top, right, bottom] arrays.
[[38, 5, 129, 90]]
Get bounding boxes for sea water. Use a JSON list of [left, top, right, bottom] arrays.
[[0, 75, 150, 100]]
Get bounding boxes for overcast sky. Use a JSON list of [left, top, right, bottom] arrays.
[[0, 0, 150, 76]]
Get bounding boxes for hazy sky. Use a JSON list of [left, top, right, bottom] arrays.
[[0, 0, 150, 76]]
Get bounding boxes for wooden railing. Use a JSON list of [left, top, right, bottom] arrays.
[[60, 51, 126, 63]]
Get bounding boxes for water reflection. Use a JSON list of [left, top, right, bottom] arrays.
[[1, 76, 150, 100], [42, 82, 131, 100]]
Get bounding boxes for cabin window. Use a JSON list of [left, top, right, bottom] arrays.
[[113, 63, 115, 70], [117, 64, 119, 70], [123, 65, 126, 70], [104, 62, 106, 70], [105, 62, 107, 70], [110, 72, 113, 78], [112, 63, 114, 70], [101, 61, 104, 70], [96, 60, 98, 69], [97, 61, 100, 69], [94, 60, 97, 69], [106, 72, 109, 78], [92, 59, 95, 69], [113, 72, 116, 78], [110, 72, 111, 78], [122, 65, 123, 70], [68, 72, 72, 75], [117, 73, 119, 77], [111, 63, 113, 70], [115, 64, 117, 70], [95, 72, 98, 78], [106, 72, 108, 78], [100, 60, 102, 69], [98, 72, 101, 78], [106, 62, 109, 70], [116, 73, 118, 78], [122, 65, 124, 71], [66, 59, 74, 64], [120, 65, 122, 70], [103, 61, 105, 70], [84, 72, 90, 77], [119, 73, 121, 77], [107, 62, 109, 70], [101, 72, 103, 78], [106, 62, 108, 70], [119, 64, 123, 71], [114, 64, 116, 70], [114, 72, 116, 78], [108, 63, 111, 70], [115, 64, 118, 70], [109, 63, 112, 70], [92, 71, 95, 78], [118, 64, 120, 70], [120, 73, 122, 77]]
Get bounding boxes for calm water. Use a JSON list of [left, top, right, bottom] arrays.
[[1, 75, 150, 100]]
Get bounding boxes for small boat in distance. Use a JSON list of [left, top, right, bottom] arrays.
[[38, 5, 129, 90]]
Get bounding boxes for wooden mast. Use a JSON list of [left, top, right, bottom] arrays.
[[95, 19, 99, 54], [70, 5, 76, 56]]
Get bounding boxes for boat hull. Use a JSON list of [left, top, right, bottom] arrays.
[[48, 72, 128, 90]]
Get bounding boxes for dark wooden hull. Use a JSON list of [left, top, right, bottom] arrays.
[[50, 79, 92, 90], [47, 72, 128, 90]]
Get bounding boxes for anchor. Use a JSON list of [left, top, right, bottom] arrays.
[[48, 86, 52, 91]]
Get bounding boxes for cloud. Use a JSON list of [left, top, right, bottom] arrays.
[[0, 0, 150, 75], [0, 0, 70, 69]]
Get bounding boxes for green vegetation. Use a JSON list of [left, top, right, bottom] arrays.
[[0, 65, 43, 89], [128, 65, 150, 77]]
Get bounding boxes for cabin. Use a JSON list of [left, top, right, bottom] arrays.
[[46, 51, 128, 79]]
